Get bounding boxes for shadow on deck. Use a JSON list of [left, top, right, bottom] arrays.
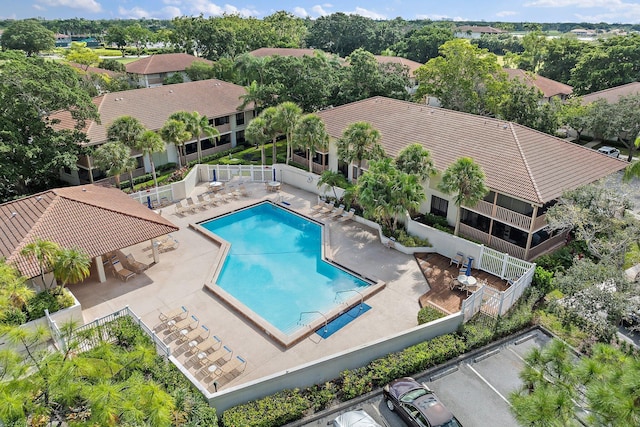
[[416, 253, 510, 315]]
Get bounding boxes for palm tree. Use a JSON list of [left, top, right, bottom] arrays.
[[171, 111, 219, 162], [0, 259, 34, 311], [136, 130, 165, 188], [159, 119, 192, 168], [106, 116, 145, 186], [437, 157, 488, 236], [92, 141, 134, 189], [336, 121, 386, 179], [261, 106, 281, 164], [292, 113, 329, 173], [245, 116, 270, 165], [395, 143, 437, 182], [20, 238, 61, 289], [317, 170, 348, 201], [275, 102, 302, 165], [53, 247, 91, 289]]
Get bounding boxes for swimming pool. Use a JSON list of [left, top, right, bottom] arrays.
[[199, 202, 377, 345]]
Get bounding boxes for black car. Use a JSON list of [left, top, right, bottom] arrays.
[[383, 377, 462, 427]]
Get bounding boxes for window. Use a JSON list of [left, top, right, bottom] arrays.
[[135, 156, 144, 169], [235, 112, 245, 126], [219, 134, 231, 145], [236, 130, 245, 144], [430, 195, 449, 217], [215, 116, 229, 126]]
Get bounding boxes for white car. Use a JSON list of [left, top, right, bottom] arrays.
[[332, 410, 383, 427], [597, 146, 620, 158]]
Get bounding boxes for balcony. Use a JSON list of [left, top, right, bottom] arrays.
[[465, 200, 547, 231], [291, 153, 328, 175]]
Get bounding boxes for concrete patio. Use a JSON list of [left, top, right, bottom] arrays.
[[68, 181, 428, 393]]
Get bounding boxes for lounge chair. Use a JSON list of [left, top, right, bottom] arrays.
[[156, 235, 179, 253], [209, 355, 247, 382], [196, 345, 233, 372], [112, 259, 135, 281], [327, 205, 345, 219], [237, 184, 250, 196], [192, 335, 222, 356], [186, 197, 201, 211], [179, 324, 210, 346], [337, 208, 355, 222], [175, 200, 190, 215], [116, 250, 148, 274], [317, 202, 336, 216], [168, 314, 198, 334], [311, 198, 325, 211], [158, 305, 188, 323], [196, 194, 210, 208]]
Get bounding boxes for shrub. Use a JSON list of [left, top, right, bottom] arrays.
[[532, 266, 555, 295], [417, 306, 445, 325], [0, 307, 27, 325], [221, 389, 309, 427], [24, 289, 74, 322]]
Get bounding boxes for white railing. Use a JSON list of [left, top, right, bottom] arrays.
[[129, 185, 175, 208], [205, 164, 273, 182]]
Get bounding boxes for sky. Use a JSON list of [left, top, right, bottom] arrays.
[[2, 0, 640, 24]]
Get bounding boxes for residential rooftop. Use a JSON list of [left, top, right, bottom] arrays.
[[125, 53, 213, 75], [316, 96, 627, 205], [581, 81, 640, 104], [503, 68, 573, 99]]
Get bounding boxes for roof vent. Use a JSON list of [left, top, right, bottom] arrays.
[[36, 196, 43, 201], [503, 124, 508, 129], [169, 90, 173, 93], [10, 212, 17, 218], [82, 188, 87, 192]]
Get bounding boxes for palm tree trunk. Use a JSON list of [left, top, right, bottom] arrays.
[[150, 156, 158, 187], [454, 205, 461, 236], [175, 146, 182, 168], [271, 138, 277, 164], [308, 149, 313, 172], [196, 136, 202, 162], [261, 143, 266, 165]]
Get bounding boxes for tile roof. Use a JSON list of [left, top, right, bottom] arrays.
[[503, 68, 573, 98], [68, 62, 123, 78], [249, 47, 321, 58], [51, 79, 251, 146], [0, 185, 178, 278], [125, 53, 213, 75], [373, 55, 423, 77], [581, 82, 640, 104], [316, 97, 627, 205]]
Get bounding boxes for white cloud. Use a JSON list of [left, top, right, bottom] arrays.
[[161, 6, 183, 18], [524, 0, 640, 23], [414, 14, 466, 21], [311, 4, 330, 16], [524, 0, 616, 7], [293, 7, 309, 17], [348, 7, 386, 19], [118, 6, 152, 19], [36, 0, 102, 13], [186, 0, 259, 17], [496, 10, 517, 17]]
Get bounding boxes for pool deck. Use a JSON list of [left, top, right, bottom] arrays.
[[68, 181, 428, 393]]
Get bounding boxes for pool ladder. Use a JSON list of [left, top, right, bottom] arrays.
[[298, 311, 328, 334], [334, 289, 364, 308]]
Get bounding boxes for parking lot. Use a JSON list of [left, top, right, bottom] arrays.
[[294, 328, 553, 427]]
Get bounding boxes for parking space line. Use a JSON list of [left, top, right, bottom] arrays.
[[508, 347, 527, 363], [466, 363, 512, 406]]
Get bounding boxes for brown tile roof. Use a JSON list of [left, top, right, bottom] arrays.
[[0, 185, 178, 278], [316, 97, 627, 205], [51, 79, 251, 146], [68, 62, 122, 78], [373, 55, 423, 76], [581, 82, 640, 104], [249, 47, 321, 58], [125, 53, 213, 75], [503, 68, 573, 98]]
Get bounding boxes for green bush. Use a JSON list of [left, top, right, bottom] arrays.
[[24, 289, 74, 322], [417, 306, 446, 325], [221, 389, 309, 427], [0, 307, 27, 325], [532, 266, 555, 295]]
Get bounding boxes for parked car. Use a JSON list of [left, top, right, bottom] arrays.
[[383, 377, 462, 427], [331, 409, 383, 427], [597, 146, 620, 158]]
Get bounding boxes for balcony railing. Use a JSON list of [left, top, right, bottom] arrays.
[[458, 223, 526, 259], [465, 200, 539, 231], [527, 232, 567, 259], [291, 153, 328, 175]]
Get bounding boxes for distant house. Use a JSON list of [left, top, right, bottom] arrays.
[[52, 79, 254, 185], [454, 25, 506, 39], [503, 68, 573, 102], [315, 97, 626, 260], [55, 33, 72, 47], [581, 82, 640, 105], [373, 55, 423, 93], [125, 53, 214, 88], [570, 28, 597, 39]]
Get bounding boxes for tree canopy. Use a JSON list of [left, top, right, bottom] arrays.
[[0, 19, 54, 56]]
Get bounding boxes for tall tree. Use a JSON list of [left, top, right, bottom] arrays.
[[136, 130, 166, 188], [160, 119, 191, 168], [336, 121, 386, 179], [106, 116, 145, 186], [292, 113, 329, 172], [497, 80, 560, 134], [63, 41, 99, 70], [53, 247, 91, 289], [0, 259, 33, 312], [105, 25, 128, 56], [538, 37, 586, 84], [170, 111, 219, 162], [414, 39, 507, 116], [0, 55, 98, 201], [391, 25, 454, 63], [260, 106, 281, 164], [598, 94, 640, 162], [317, 170, 348, 201], [275, 102, 302, 165], [19, 238, 60, 289], [245, 116, 270, 165], [0, 19, 54, 56], [437, 157, 488, 236], [92, 141, 135, 189], [395, 143, 437, 182]]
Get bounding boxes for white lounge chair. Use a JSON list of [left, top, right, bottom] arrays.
[[337, 208, 355, 222], [327, 205, 345, 219]]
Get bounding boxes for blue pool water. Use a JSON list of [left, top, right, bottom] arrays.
[[201, 202, 370, 335]]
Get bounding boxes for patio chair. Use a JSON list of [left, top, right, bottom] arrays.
[[196, 194, 210, 208], [116, 250, 148, 274], [168, 314, 198, 334], [158, 305, 188, 323], [238, 184, 250, 196], [157, 235, 179, 253], [449, 251, 465, 268], [337, 208, 355, 222], [196, 345, 233, 373], [327, 205, 345, 219], [112, 259, 135, 282], [180, 324, 210, 346], [318, 202, 335, 215], [191, 335, 222, 356], [186, 197, 201, 211], [311, 198, 325, 211], [210, 355, 247, 382], [174, 200, 190, 215]]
